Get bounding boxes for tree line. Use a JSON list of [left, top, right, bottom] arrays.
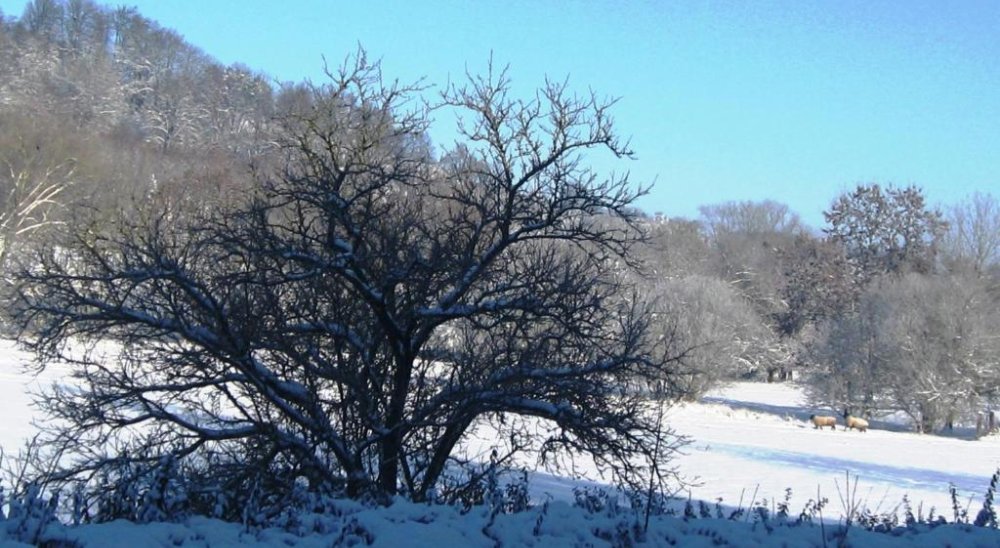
[[643, 186, 1000, 433]]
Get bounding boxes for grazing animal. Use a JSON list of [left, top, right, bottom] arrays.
[[843, 409, 869, 432], [809, 414, 837, 430]]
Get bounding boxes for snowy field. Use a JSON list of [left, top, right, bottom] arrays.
[[668, 382, 1000, 520], [1, 339, 999, 546]]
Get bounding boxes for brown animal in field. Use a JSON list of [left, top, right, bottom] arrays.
[[809, 414, 837, 430], [843, 410, 869, 432]]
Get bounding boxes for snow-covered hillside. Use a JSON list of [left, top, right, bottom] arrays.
[[1, 340, 999, 546]]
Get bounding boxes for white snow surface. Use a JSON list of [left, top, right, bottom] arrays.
[[12, 500, 1000, 547], [1, 340, 999, 546], [668, 382, 1000, 519]]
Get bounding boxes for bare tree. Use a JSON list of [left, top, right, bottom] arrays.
[[13, 56, 681, 508], [874, 273, 1000, 433], [699, 199, 805, 240], [942, 192, 1000, 276], [107, 6, 214, 151], [0, 113, 76, 271], [650, 275, 780, 398], [805, 282, 891, 419], [642, 216, 710, 279], [806, 272, 1000, 432], [699, 201, 802, 323], [20, 0, 63, 38], [777, 234, 856, 336], [824, 183, 947, 287]]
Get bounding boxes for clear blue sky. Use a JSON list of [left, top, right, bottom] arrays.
[[3, 0, 999, 228]]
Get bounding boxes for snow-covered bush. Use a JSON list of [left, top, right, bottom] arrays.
[[2, 483, 59, 545], [975, 470, 999, 528]]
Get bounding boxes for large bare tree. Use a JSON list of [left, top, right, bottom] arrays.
[[13, 56, 681, 509]]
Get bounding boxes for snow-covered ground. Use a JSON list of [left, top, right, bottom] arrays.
[[668, 382, 1000, 520], [12, 497, 1000, 547], [0, 340, 66, 456], [1, 340, 999, 546]]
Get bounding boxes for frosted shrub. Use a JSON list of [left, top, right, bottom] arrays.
[[136, 456, 186, 523], [332, 517, 374, 546], [591, 518, 642, 548], [698, 500, 712, 519], [776, 487, 792, 520], [85, 453, 191, 523], [573, 486, 620, 516], [796, 495, 828, 525], [975, 469, 1000, 528], [3, 483, 59, 545], [855, 508, 899, 533], [500, 471, 531, 515], [950, 483, 969, 524]]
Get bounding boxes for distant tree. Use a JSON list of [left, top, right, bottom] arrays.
[[942, 192, 1000, 276], [21, 0, 63, 38], [651, 275, 781, 398], [776, 234, 856, 336], [642, 216, 710, 279], [699, 199, 805, 240], [824, 183, 947, 288], [874, 275, 947, 432], [699, 200, 803, 318], [805, 187, 989, 428], [804, 287, 889, 419], [0, 21, 62, 109], [806, 272, 1000, 432], [0, 112, 78, 271], [14, 57, 682, 508], [199, 63, 274, 153], [62, 0, 110, 58]]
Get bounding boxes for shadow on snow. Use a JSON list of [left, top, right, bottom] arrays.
[[708, 442, 989, 498]]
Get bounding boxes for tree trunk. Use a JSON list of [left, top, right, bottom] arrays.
[[346, 469, 369, 499], [378, 435, 401, 496], [918, 406, 933, 434], [379, 353, 415, 497], [414, 415, 475, 502]]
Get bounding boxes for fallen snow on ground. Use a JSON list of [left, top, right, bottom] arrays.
[[667, 382, 1000, 520], [12, 495, 1000, 547], [1, 341, 999, 546], [0, 340, 65, 456]]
